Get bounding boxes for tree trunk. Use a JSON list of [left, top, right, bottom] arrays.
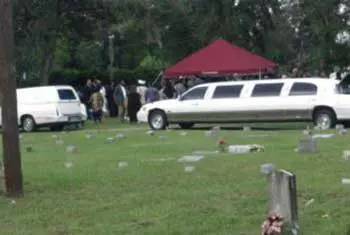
[[0, 0, 24, 197]]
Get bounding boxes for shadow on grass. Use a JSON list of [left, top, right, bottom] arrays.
[[171, 122, 313, 131]]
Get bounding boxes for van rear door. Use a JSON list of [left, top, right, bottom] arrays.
[[56, 88, 81, 117]]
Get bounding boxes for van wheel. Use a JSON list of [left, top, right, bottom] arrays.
[[50, 125, 64, 132], [21, 116, 36, 132], [148, 110, 167, 130], [313, 108, 336, 130], [179, 122, 194, 129]]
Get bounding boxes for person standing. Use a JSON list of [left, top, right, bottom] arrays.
[[113, 80, 128, 122], [82, 79, 95, 120], [145, 82, 160, 103], [90, 89, 104, 124], [127, 85, 141, 124], [136, 79, 147, 105]]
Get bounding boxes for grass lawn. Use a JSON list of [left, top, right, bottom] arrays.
[[1, 119, 350, 234]]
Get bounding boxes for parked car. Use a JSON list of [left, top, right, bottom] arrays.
[[137, 77, 350, 130], [0, 85, 84, 132]]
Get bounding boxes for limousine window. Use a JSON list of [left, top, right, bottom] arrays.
[[251, 83, 284, 97], [212, 85, 243, 99], [289, 82, 317, 96], [181, 87, 207, 101]]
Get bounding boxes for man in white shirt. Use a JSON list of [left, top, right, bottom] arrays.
[[136, 79, 147, 105]]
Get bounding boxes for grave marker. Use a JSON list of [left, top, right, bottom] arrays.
[[267, 169, 299, 234], [297, 137, 317, 153], [106, 137, 115, 143]]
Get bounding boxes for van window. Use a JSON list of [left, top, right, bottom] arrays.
[[251, 83, 284, 97], [212, 85, 243, 99], [289, 82, 317, 96], [181, 87, 207, 101], [57, 89, 77, 100]]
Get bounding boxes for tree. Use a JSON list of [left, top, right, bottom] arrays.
[[0, 0, 24, 197]]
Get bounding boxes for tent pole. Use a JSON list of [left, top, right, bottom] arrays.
[[151, 71, 163, 87]]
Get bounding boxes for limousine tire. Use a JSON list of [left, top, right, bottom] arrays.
[[179, 122, 194, 129], [21, 115, 36, 132], [313, 108, 336, 130], [148, 110, 167, 130]]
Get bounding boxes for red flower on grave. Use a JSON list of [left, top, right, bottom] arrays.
[[217, 137, 227, 152], [261, 213, 284, 235]]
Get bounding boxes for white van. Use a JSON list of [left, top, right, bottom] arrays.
[[137, 77, 350, 130], [0, 86, 84, 132]]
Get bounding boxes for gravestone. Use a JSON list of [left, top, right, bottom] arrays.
[[146, 130, 155, 136], [268, 169, 299, 234], [297, 137, 317, 153]]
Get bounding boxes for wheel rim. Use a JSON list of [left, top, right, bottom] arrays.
[[151, 114, 164, 129], [316, 113, 331, 129], [23, 118, 34, 132]]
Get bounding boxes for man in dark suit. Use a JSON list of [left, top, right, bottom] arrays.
[[113, 80, 128, 122]]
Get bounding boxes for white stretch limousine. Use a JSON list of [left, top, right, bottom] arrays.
[[137, 77, 350, 130]]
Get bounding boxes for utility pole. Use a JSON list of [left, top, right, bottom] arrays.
[[0, 0, 24, 197]]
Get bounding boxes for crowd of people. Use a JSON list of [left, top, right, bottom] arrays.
[[77, 78, 191, 124], [77, 66, 350, 124]]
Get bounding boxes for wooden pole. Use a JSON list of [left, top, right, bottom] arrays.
[[0, 0, 24, 197]]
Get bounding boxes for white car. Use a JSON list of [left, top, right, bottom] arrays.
[[0, 85, 84, 132], [137, 77, 350, 130]]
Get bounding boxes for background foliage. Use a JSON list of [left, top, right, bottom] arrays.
[[12, 0, 350, 87]]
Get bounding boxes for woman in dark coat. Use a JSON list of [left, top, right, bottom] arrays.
[[127, 85, 141, 123]]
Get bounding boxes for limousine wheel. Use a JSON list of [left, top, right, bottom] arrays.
[[21, 116, 36, 132], [179, 122, 194, 129], [148, 110, 167, 130], [313, 109, 336, 130]]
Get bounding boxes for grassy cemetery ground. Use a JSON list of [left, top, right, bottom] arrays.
[[1, 120, 350, 234]]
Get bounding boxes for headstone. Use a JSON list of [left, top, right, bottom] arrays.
[[243, 126, 251, 131], [64, 161, 73, 169], [178, 155, 204, 163], [339, 128, 348, 136], [260, 163, 275, 176], [228, 144, 264, 154], [311, 134, 334, 139], [297, 137, 317, 153], [336, 124, 344, 130], [106, 137, 115, 143], [343, 150, 350, 160], [118, 161, 128, 168], [116, 133, 125, 139], [267, 169, 299, 234], [56, 139, 64, 145], [52, 135, 59, 140], [85, 134, 93, 139], [159, 135, 168, 141], [66, 145, 77, 153], [180, 131, 187, 136], [184, 166, 195, 173], [146, 130, 155, 136], [205, 130, 214, 137], [341, 178, 350, 185]]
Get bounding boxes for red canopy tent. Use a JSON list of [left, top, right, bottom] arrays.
[[163, 39, 277, 77]]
